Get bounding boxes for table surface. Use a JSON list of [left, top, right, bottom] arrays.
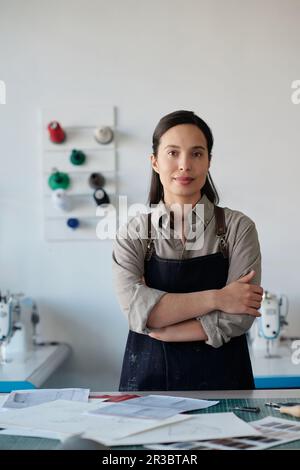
[[0, 389, 300, 450], [250, 343, 300, 376], [0, 343, 71, 391]]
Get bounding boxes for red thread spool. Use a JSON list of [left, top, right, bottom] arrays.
[[47, 121, 66, 143]]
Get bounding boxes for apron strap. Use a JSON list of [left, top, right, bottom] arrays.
[[145, 213, 155, 261], [214, 205, 228, 258], [145, 205, 229, 260]]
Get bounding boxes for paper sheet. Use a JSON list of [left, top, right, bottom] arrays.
[[89, 395, 219, 420], [0, 399, 190, 441], [181, 416, 300, 451], [0, 394, 8, 409], [2, 388, 90, 409], [89, 403, 182, 420], [128, 395, 219, 411], [92, 412, 261, 446]]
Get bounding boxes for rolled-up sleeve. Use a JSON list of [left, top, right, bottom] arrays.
[[199, 219, 262, 348], [112, 222, 167, 334]]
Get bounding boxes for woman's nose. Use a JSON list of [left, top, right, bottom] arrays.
[[178, 155, 192, 171]]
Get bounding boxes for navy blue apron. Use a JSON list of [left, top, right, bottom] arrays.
[[119, 206, 254, 391]]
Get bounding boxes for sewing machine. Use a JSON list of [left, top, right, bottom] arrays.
[[0, 290, 70, 392], [249, 291, 289, 358], [0, 291, 43, 363]]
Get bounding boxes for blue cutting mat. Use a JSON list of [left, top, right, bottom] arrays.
[[113, 397, 300, 450]]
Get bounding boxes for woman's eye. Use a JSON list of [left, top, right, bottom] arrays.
[[168, 150, 178, 157], [193, 152, 203, 158]]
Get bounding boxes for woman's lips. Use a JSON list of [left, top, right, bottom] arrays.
[[174, 177, 194, 185]]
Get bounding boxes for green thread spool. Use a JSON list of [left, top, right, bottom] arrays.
[[70, 149, 86, 166], [48, 171, 70, 190]]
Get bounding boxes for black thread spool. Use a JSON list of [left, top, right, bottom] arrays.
[[89, 172, 106, 189], [93, 187, 110, 206]]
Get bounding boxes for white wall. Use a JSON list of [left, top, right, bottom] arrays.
[[0, 0, 300, 390]]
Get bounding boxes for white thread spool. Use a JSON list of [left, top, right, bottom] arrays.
[[51, 189, 71, 211], [94, 126, 114, 144]]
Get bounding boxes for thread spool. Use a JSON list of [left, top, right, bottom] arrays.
[[48, 170, 70, 190], [67, 218, 80, 230], [51, 189, 71, 211], [70, 149, 86, 166], [47, 121, 66, 143], [94, 126, 114, 144], [93, 188, 110, 206], [89, 172, 106, 189]]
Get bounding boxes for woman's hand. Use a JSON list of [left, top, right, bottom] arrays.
[[216, 270, 263, 317], [148, 319, 208, 342]]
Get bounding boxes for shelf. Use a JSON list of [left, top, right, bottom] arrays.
[[41, 105, 118, 241]]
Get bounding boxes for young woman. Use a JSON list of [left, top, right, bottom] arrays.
[[113, 110, 263, 391]]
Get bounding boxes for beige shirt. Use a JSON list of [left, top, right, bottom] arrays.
[[112, 193, 262, 348]]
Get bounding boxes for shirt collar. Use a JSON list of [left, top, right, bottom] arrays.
[[150, 193, 215, 231]]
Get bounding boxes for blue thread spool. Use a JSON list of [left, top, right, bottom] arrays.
[[67, 218, 80, 229]]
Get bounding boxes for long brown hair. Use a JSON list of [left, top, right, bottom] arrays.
[[148, 110, 219, 205]]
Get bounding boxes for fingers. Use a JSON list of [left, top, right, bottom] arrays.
[[250, 285, 264, 295], [245, 308, 261, 317], [149, 327, 165, 340], [245, 284, 263, 297], [245, 288, 263, 308], [237, 271, 264, 295], [149, 332, 159, 340], [238, 270, 256, 283], [248, 301, 262, 309], [252, 293, 263, 302]]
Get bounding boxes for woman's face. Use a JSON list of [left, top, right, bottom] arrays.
[[151, 124, 210, 206]]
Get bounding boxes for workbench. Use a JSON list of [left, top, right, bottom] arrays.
[[250, 343, 300, 388], [0, 389, 299, 450], [0, 343, 71, 392]]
